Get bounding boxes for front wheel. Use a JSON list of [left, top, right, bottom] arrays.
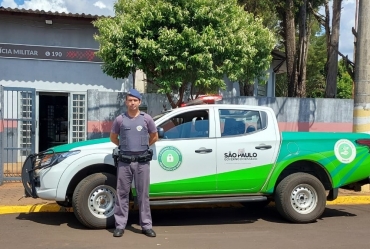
[[274, 173, 326, 223], [72, 173, 117, 229]]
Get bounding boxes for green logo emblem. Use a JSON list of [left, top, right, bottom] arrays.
[[334, 139, 356, 164], [158, 146, 182, 171], [338, 144, 352, 159]]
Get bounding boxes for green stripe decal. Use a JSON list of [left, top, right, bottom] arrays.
[[149, 164, 272, 197], [216, 164, 272, 193], [150, 174, 217, 196], [340, 153, 368, 186], [50, 138, 110, 152]]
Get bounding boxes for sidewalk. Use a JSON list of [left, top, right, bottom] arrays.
[[0, 182, 66, 215], [1, 182, 370, 215], [0, 182, 55, 206]]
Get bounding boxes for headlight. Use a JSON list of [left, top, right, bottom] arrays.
[[40, 150, 80, 167]]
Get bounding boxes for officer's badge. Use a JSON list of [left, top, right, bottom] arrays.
[[136, 125, 143, 131]]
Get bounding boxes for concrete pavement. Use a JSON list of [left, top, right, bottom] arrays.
[[1, 182, 370, 215], [0, 182, 69, 215]]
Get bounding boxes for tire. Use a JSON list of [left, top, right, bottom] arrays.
[[274, 172, 326, 223], [72, 173, 117, 229]]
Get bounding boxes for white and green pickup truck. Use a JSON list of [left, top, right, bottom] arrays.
[[22, 104, 370, 228]]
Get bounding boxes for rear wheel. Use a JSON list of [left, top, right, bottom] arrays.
[[72, 173, 117, 229], [274, 172, 326, 223]]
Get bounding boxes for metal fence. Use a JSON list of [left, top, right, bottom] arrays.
[[0, 86, 35, 183], [0, 86, 3, 185]]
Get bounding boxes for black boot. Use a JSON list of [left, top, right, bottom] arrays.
[[142, 229, 156, 237], [113, 228, 124, 237]]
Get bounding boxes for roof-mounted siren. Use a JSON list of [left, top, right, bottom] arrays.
[[180, 95, 223, 107]]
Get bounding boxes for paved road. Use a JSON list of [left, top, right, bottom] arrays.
[[1, 205, 370, 249]]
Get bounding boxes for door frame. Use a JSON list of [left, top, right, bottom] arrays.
[[36, 91, 70, 153]]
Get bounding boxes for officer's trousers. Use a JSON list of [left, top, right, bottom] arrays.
[[114, 161, 152, 230]]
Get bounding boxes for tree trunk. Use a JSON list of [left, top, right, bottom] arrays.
[[325, 0, 342, 98], [296, 0, 309, 97], [239, 81, 254, 96], [324, 1, 331, 68], [284, 0, 298, 97]]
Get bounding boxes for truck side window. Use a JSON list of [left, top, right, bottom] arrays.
[[219, 109, 267, 137], [158, 110, 210, 139]]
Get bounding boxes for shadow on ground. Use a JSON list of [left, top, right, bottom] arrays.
[[15, 205, 357, 232]]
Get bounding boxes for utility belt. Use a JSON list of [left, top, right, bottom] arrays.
[[119, 149, 153, 163]]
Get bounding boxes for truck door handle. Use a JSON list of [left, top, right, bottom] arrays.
[[195, 148, 213, 154], [255, 145, 272, 150]]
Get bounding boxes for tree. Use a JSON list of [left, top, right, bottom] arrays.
[[324, 0, 342, 98], [337, 59, 353, 99], [310, 0, 344, 98], [241, 0, 325, 97], [306, 24, 326, 98], [278, 0, 326, 97], [277, 21, 327, 98], [238, 0, 280, 96], [93, 0, 275, 108]]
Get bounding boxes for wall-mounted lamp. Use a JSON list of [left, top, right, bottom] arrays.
[[45, 20, 53, 25]]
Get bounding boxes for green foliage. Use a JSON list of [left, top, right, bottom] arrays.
[[305, 29, 353, 99], [306, 25, 326, 98], [275, 73, 288, 97], [94, 0, 275, 106], [237, 0, 280, 34], [337, 59, 353, 99]]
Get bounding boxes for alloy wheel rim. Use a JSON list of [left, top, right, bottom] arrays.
[[290, 184, 318, 214], [88, 185, 116, 219]]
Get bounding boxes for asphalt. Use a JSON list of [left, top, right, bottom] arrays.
[[1, 182, 370, 215]]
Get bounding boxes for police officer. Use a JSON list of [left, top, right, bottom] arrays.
[[110, 89, 158, 238]]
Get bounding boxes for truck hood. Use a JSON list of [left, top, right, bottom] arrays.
[[49, 138, 114, 153]]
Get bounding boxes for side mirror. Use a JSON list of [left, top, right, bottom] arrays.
[[157, 127, 164, 138]]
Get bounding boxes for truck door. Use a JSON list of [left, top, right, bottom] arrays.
[[149, 107, 217, 196], [215, 107, 280, 192]]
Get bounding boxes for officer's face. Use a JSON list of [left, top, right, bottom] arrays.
[[125, 96, 141, 110]]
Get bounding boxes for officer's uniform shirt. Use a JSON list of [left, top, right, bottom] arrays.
[[111, 112, 156, 153]]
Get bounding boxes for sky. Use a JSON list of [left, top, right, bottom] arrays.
[[0, 0, 358, 61]]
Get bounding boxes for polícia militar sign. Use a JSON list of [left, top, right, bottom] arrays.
[[0, 43, 102, 63]]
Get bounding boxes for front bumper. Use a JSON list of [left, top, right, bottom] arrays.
[[21, 154, 39, 198], [21, 150, 59, 199]]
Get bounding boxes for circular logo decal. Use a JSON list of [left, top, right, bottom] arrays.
[[136, 125, 143, 131], [158, 146, 182, 171], [334, 139, 356, 164]]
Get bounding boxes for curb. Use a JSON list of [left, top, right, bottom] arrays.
[[326, 195, 370, 205], [0, 204, 73, 215], [1, 196, 370, 215]]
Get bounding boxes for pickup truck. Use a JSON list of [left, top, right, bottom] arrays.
[[21, 104, 370, 229]]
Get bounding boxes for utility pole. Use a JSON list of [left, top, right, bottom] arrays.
[[353, 0, 370, 133]]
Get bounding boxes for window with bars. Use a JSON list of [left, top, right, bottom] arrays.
[[71, 94, 86, 142], [20, 92, 33, 157]]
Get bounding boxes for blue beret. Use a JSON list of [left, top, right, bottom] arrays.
[[127, 88, 142, 101]]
